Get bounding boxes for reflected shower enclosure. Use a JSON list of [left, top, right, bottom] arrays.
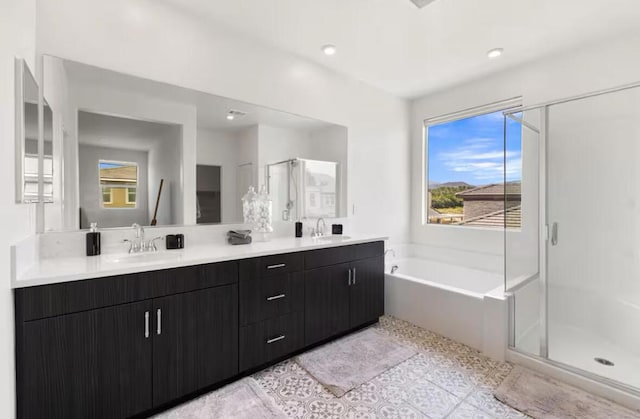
[[267, 158, 340, 222]]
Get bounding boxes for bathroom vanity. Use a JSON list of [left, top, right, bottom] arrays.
[[13, 238, 384, 419]]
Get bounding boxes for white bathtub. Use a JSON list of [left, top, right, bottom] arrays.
[[385, 257, 507, 358]]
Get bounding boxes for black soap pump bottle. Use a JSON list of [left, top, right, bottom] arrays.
[[86, 222, 101, 256], [295, 221, 303, 238]]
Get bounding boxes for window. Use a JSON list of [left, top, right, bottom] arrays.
[[425, 104, 522, 228], [99, 160, 138, 208], [102, 187, 113, 204], [126, 188, 136, 205]]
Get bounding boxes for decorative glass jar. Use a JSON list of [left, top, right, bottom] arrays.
[[255, 185, 273, 240], [241, 186, 258, 225]]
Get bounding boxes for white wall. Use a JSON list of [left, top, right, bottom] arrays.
[[147, 125, 181, 226], [411, 33, 640, 274], [0, 0, 36, 416], [36, 0, 411, 244]]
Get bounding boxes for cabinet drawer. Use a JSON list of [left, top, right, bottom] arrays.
[[303, 246, 355, 269], [16, 261, 238, 321], [239, 253, 303, 281], [240, 272, 304, 326], [353, 241, 384, 260], [239, 311, 304, 372]]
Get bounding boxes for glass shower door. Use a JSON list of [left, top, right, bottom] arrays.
[[545, 86, 640, 390]]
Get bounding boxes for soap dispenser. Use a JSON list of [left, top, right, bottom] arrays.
[[86, 222, 101, 256]]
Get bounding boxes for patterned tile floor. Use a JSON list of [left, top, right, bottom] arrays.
[[158, 316, 529, 418]]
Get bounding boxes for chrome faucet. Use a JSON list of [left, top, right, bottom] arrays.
[[384, 249, 396, 258], [313, 218, 327, 237], [124, 223, 162, 253]]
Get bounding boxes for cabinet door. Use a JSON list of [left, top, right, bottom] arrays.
[[304, 263, 351, 346], [19, 301, 153, 419], [350, 256, 385, 328], [152, 284, 238, 406]]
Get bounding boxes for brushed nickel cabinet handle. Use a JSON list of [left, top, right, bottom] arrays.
[[267, 335, 286, 344], [156, 309, 162, 335], [348, 268, 352, 286], [353, 267, 357, 285], [144, 311, 150, 338], [267, 263, 286, 269], [266, 294, 286, 301]]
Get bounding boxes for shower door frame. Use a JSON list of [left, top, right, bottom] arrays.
[[505, 80, 640, 397]]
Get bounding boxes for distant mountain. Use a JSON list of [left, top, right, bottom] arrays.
[[429, 181, 475, 189]]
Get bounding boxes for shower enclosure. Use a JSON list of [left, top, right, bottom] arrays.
[[505, 84, 640, 396]]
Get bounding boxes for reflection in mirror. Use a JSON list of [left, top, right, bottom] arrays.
[[268, 159, 340, 221], [196, 165, 222, 224], [42, 55, 348, 231], [15, 58, 39, 203], [77, 111, 180, 229]]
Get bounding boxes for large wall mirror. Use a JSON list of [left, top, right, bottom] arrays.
[[41, 56, 348, 231]]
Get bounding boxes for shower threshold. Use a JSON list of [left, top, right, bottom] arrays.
[[516, 323, 640, 390]]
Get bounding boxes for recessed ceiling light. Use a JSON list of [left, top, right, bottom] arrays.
[[487, 48, 504, 58], [322, 44, 337, 56], [226, 109, 247, 121]]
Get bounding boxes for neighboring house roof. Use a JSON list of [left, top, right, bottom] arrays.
[[428, 207, 442, 217], [100, 165, 137, 184], [306, 172, 337, 193], [456, 181, 521, 200], [459, 205, 522, 228]]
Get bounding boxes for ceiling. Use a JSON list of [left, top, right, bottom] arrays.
[[78, 111, 179, 152], [64, 59, 335, 132], [161, 0, 640, 98]]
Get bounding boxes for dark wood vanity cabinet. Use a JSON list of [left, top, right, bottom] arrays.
[[304, 242, 385, 346], [19, 300, 153, 419], [152, 284, 238, 407], [14, 241, 384, 419], [15, 262, 239, 419]]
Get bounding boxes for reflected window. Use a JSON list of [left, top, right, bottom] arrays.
[[99, 160, 138, 208]]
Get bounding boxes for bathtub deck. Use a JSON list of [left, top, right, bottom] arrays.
[[155, 316, 527, 418]]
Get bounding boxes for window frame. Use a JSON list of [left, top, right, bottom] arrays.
[[125, 187, 136, 205], [102, 187, 113, 205], [422, 97, 522, 230]]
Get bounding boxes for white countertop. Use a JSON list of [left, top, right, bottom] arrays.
[[13, 235, 387, 288]]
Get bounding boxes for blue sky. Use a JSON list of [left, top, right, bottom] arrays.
[[427, 111, 522, 186]]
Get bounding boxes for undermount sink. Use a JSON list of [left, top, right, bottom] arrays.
[[107, 252, 183, 264], [317, 235, 352, 242]]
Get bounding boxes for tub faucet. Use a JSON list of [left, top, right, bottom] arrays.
[[385, 249, 396, 258], [390, 264, 399, 274]]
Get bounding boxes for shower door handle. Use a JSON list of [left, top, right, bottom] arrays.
[[551, 222, 558, 246]]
